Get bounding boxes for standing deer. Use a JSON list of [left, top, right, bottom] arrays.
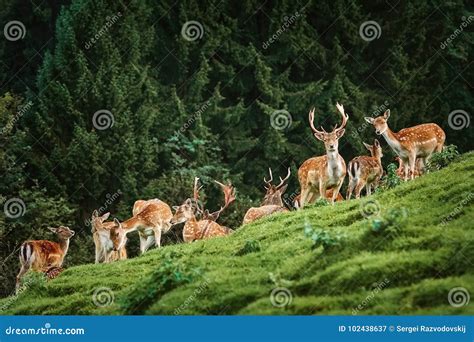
[[346, 139, 384, 199], [170, 178, 235, 242], [365, 110, 445, 180], [298, 103, 349, 207], [91, 210, 127, 263], [110, 199, 173, 254], [243, 168, 291, 224], [16, 226, 75, 292]]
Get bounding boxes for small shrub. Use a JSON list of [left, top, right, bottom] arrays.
[[377, 163, 401, 192], [427, 145, 459, 171], [304, 224, 343, 250], [371, 207, 408, 237], [236, 239, 261, 256]]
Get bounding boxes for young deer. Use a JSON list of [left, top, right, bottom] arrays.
[[293, 189, 344, 208], [16, 226, 75, 292], [365, 110, 445, 180], [91, 210, 127, 263], [242, 168, 290, 224], [346, 139, 384, 199], [170, 178, 235, 242], [298, 103, 349, 207], [110, 199, 173, 254]]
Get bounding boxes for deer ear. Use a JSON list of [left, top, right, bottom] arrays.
[[374, 139, 380, 147], [363, 142, 372, 151], [278, 184, 288, 194], [100, 212, 110, 221], [313, 132, 325, 141], [335, 128, 345, 138], [172, 206, 179, 211], [48, 227, 58, 233], [113, 218, 121, 226], [92, 210, 99, 218], [364, 117, 374, 124], [383, 109, 390, 120]]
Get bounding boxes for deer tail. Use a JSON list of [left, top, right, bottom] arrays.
[[19, 242, 34, 266]]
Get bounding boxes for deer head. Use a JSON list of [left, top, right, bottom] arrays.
[[364, 110, 390, 135], [48, 226, 75, 239], [170, 177, 203, 225], [262, 167, 290, 206], [91, 210, 111, 233], [110, 218, 127, 252], [309, 102, 349, 153], [363, 139, 383, 159]]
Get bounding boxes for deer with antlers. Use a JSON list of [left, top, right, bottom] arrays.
[[109, 199, 173, 254], [346, 139, 384, 199], [365, 110, 445, 180], [243, 168, 290, 224], [298, 103, 349, 207], [91, 210, 127, 263], [16, 226, 75, 292], [170, 178, 235, 242]]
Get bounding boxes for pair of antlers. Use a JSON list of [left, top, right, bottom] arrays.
[[263, 167, 291, 190], [309, 102, 349, 136], [193, 177, 236, 222]]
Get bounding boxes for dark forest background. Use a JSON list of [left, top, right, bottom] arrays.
[[0, 0, 472, 297]]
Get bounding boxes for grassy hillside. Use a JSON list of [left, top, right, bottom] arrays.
[[1, 153, 473, 315]]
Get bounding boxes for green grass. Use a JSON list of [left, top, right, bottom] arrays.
[[1, 153, 474, 315]]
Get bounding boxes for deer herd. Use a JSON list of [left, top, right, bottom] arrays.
[[15, 104, 446, 292]]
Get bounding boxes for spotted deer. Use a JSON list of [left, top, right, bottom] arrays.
[[346, 139, 384, 199], [91, 210, 127, 263], [365, 110, 445, 180], [243, 168, 291, 224], [298, 103, 349, 207], [16, 226, 75, 292], [170, 178, 235, 242], [110, 199, 173, 254]]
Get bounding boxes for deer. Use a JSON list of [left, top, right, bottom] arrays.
[[365, 110, 445, 180], [242, 168, 291, 224], [16, 226, 75, 293], [298, 103, 349, 207], [346, 139, 384, 199], [170, 178, 235, 242], [110, 199, 173, 254], [293, 189, 344, 208], [91, 210, 127, 263]]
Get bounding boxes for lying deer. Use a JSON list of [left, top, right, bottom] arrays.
[[293, 189, 344, 208], [170, 178, 235, 242], [110, 199, 173, 254], [243, 168, 290, 224], [346, 139, 384, 199], [91, 210, 127, 263], [16, 226, 75, 292], [298, 103, 349, 207], [365, 110, 445, 180]]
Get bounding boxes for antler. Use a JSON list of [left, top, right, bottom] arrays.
[[205, 180, 236, 222], [308, 107, 326, 136], [193, 177, 204, 215], [276, 167, 291, 189], [263, 168, 273, 189], [333, 102, 349, 133]]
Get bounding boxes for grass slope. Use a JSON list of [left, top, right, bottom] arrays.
[[1, 153, 474, 315]]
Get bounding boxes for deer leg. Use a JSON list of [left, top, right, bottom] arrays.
[[139, 234, 148, 254], [16, 263, 30, 293], [154, 227, 162, 248], [332, 181, 344, 204], [355, 180, 365, 199], [319, 182, 327, 201], [403, 160, 410, 181], [299, 186, 311, 208], [143, 236, 155, 253], [366, 183, 372, 196], [346, 178, 355, 200], [408, 153, 416, 180]]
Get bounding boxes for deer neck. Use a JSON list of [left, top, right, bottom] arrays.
[[121, 217, 142, 233], [59, 238, 70, 257], [381, 127, 403, 153], [326, 149, 341, 171]]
